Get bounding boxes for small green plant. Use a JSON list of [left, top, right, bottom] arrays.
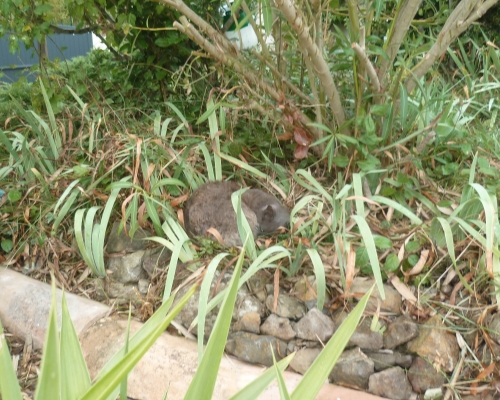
[[74, 187, 121, 277]]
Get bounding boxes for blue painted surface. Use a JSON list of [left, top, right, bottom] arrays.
[[0, 25, 93, 83]]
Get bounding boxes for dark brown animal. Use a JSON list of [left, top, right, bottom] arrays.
[[184, 181, 290, 246]]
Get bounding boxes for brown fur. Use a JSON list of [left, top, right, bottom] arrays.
[[184, 181, 290, 246]]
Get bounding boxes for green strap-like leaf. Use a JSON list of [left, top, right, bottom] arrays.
[[291, 285, 374, 399], [60, 293, 91, 400], [35, 279, 61, 400], [0, 319, 23, 400], [184, 249, 244, 400]]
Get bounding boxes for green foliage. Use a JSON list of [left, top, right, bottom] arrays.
[[1, 7, 500, 397], [29, 49, 205, 119], [74, 187, 121, 277], [0, 317, 22, 399], [0, 80, 32, 123], [477, 3, 500, 43]]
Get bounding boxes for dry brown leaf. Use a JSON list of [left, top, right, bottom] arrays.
[[144, 163, 155, 192], [206, 227, 224, 245], [397, 243, 405, 262], [138, 202, 147, 227], [129, 134, 142, 185], [294, 144, 309, 160], [170, 193, 189, 208], [386, 206, 394, 221], [177, 209, 185, 227], [345, 247, 356, 294], [345, 195, 379, 206], [293, 126, 310, 147], [404, 249, 430, 279], [273, 268, 280, 313], [292, 216, 306, 232], [121, 193, 138, 236], [470, 362, 495, 395], [390, 275, 417, 304], [276, 131, 293, 141]]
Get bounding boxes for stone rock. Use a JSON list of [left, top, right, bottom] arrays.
[[141, 247, 171, 276], [93, 277, 143, 303], [233, 311, 261, 334], [368, 367, 413, 400], [293, 308, 335, 342], [107, 250, 149, 283], [246, 270, 270, 303], [293, 275, 319, 302], [292, 275, 332, 310], [176, 294, 220, 338], [265, 294, 307, 320], [174, 272, 231, 338], [348, 317, 384, 350], [106, 281, 138, 299], [365, 351, 413, 371], [286, 340, 321, 353], [329, 347, 374, 390], [384, 315, 419, 349], [225, 331, 287, 367], [260, 314, 296, 341], [407, 356, 446, 393], [349, 278, 402, 314], [407, 314, 459, 372], [106, 221, 150, 253], [234, 293, 265, 321], [138, 279, 150, 295], [287, 340, 297, 353], [290, 348, 321, 375], [332, 310, 348, 326]]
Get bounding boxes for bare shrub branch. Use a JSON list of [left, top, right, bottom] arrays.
[[405, 0, 499, 93], [378, 0, 423, 85], [274, 0, 346, 130]]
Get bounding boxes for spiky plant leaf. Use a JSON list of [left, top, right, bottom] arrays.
[[34, 279, 61, 400], [184, 247, 245, 400], [290, 285, 374, 399], [60, 293, 91, 400], [0, 319, 23, 400]]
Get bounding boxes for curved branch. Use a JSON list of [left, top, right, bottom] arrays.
[[173, 16, 325, 156], [155, 0, 235, 55], [405, 0, 499, 93], [352, 43, 381, 96], [274, 0, 346, 131], [378, 0, 423, 85]]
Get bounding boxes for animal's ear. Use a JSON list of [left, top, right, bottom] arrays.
[[262, 204, 275, 221]]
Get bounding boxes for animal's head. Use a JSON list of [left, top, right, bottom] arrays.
[[259, 203, 290, 233], [242, 188, 290, 233]]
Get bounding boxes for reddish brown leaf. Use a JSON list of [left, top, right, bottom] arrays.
[[470, 362, 495, 395], [170, 193, 189, 208], [294, 144, 309, 159], [293, 126, 311, 146], [276, 131, 293, 141]]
